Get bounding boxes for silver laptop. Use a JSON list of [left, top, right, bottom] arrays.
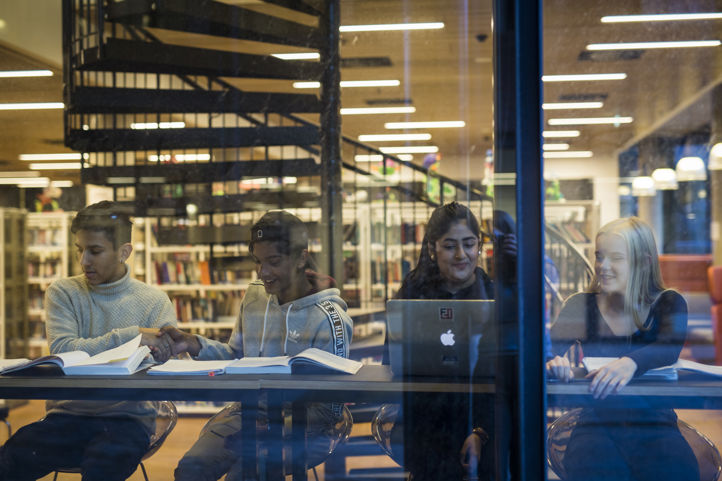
[[386, 299, 495, 378]]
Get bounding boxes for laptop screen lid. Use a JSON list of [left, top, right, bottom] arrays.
[[386, 299, 494, 378]]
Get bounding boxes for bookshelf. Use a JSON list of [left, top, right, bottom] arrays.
[[0, 208, 28, 359], [26, 212, 74, 358]]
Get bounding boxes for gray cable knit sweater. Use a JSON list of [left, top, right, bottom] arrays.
[[44, 266, 176, 433]]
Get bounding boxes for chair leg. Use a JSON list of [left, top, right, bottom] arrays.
[[3, 419, 10, 438], [140, 462, 149, 481], [312, 465, 319, 481], [53, 472, 59, 481]]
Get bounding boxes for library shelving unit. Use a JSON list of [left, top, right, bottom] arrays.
[[26, 212, 75, 358], [0, 208, 28, 359]]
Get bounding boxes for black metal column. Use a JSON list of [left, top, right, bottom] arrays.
[[319, 0, 343, 283]]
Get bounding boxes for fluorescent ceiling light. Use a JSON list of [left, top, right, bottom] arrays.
[[542, 143, 570, 151], [588, 40, 721, 50], [384, 121, 465, 129], [51, 180, 74, 188], [0, 177, 49, 186], [271, 52, 320, 60], [0, 102, 63, 110], [380, 146, 439, 154], [0, 70, 53, 78], [20, 153, 83, 161], [0, 171, 40, 178], [542, 73, 627, 82], [542, 102, 603, 110], [293, 80, 400, 89], [342, 106, 415, 115], [543, 151, 593, 158], [149, 153, 211, 162], [543, 130, 580, 138], [602, 13, 722, 22], [548, 116, 633, 125], [29, 162, 82, 170], [358, 133, 431, 142], [355, 154, 384, 162], [340, 22, 444, 32], [130, 121, 185, 129]]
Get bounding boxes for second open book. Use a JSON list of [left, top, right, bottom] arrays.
[[582, 357, 722, 381], [148, 348, 363, 376]]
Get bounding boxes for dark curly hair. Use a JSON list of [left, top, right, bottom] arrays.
[[70, 201, 132, 249]]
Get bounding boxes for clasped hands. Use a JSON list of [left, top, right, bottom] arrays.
[[139, 326, 202, 363], [546, 355, 637, 399]]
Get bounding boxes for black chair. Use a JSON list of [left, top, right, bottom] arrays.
[[547, 408, 722, 481], [53, 400, 177, 481]]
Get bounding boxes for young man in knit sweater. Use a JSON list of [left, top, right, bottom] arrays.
[[0, 201, 177, 481]]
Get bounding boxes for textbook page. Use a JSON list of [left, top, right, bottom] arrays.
[[582, 357, 677, 381], [148, 359, 233, 375]]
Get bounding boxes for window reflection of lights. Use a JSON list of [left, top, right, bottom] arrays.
[[632, 176, 656, 196], [542, 102, 603, 109], [0, 177, 49, 186], [543, 130, 580, 138], [379, 146, 439, 154], [340, 22, 444, 32], [0, 70, 53, 78], [358, 133, 431, 141], [542, 73, 627, 82], [543, 143, 570, 151], [397, 154, 414, 161], [131, 122, 185, 129], [355, 154, 384, 162], [342, 107, 415, 115], [617, 185, 632, 196], [651, 168, 678, 190], [676, 156, 707, 181], [293, 80, 400, 89], [149, 153, 211, 162], [51, 180, 73, 188], [271, 53, 320, 60], [588, 40, 721, 50], [548, 117, 633, 125], [602, 13, 722, 22], [0, 171, 40, 178], [0, 102, 63, 110], [542, 151, 593, 158], [384, 121, 465, 129], [709, 143, 722, 170], [20, 153, 82, 161], [28, 162, 82, 170]]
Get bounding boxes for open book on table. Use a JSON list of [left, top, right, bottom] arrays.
[[148, 348, 363, 375], [582, 357, 722, 382], [0, 334, 151, 375]]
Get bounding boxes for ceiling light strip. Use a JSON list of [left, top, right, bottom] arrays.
[[20, 153, 83, 161], [0, 102, 64, 110], [379, 146, 439, 154], [587, 40, 721, 50], [293, 80, 401, 89], [28, 162, 82, 170], [358, 133, 431, 141], [384, 121, 465, 129], [543, 151, 593, 158], [340, 22, 444, 32], [542, 143, 570, 151], [542, 102, 603, 110], [341, 107, 415, 115], [548, 117, 633, 125], [542, 130, 580, 138], [542, 73, 627, 82], [271, 53, 320, 60], [0, 70, 53, 78], [601, 13, 722, 23]]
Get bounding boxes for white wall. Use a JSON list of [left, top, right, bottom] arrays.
[[0, 1, 62, 67]]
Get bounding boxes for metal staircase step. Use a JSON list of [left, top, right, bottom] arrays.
[[106, 0, 323, 49], [261, 0, 324, 16], [79, 38, 323, 80], [81, 159, 321, 185], [67, 126, 320, 151], [68, 87, 321, 114]]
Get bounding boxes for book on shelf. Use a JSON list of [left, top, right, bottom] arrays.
[[0, 334, 151, 376], [148, 348, 362, 376]]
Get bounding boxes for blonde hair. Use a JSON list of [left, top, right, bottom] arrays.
[[586, 217, 666, 330]]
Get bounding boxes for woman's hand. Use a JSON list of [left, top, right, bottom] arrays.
[[546, 355, 573, 382], [586, 356, 637, 399]]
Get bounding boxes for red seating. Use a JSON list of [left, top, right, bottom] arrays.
[[709, 266, 722, 365], [659, 255, 712, 293]]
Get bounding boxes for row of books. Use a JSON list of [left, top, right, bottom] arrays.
[[28, 228, 65, 247], [28, 259, 61, 278], [369, 222, 426, 246], [172, 291, 243, 323]]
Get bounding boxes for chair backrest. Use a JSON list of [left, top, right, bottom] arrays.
[[144, 400, 178, 461], [370, 403, 403, 466], [547, 408, 722, 481]]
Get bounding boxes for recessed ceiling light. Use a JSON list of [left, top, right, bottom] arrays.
[[384, 121, 465, 129], [601, 13, 722, 23], [543, 151, 593, 158], [340, 22, 444, 32], [587, 40, 721, 50], [0, 102, 63, 110], [548, 116, 633, 125], [542, 143, 570, 151], [293, 80, 401, 89], [130, 121, 185, 129], [379, 146, 439, 154], [542, 102, 603, 110], [341, 106, 415, 115], [542, 130, 580, 138], [542, 73, 627, 82], [20, 153, 83, 161], [358, 133, 431, 141], [271, 53, 320, 60], [29, 162, 82, 170], [0, 70, 53, 78]]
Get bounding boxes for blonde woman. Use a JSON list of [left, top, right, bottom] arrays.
[[547, 217, 699, 481]]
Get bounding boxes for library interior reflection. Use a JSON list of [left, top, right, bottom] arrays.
[[1, 0, 722, 480]]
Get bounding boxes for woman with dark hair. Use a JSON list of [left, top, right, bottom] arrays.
[[381, 202, 515, 481]]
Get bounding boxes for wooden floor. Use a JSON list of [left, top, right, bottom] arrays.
[[3, 400, 722, 480]]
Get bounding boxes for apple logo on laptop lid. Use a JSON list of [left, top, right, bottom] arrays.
[[440, 329, 455, 346]]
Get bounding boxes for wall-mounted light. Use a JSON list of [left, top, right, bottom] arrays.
[[632, 176, 656, 196], [676, 156, 707, 181], [651, 168, 678, 190]]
